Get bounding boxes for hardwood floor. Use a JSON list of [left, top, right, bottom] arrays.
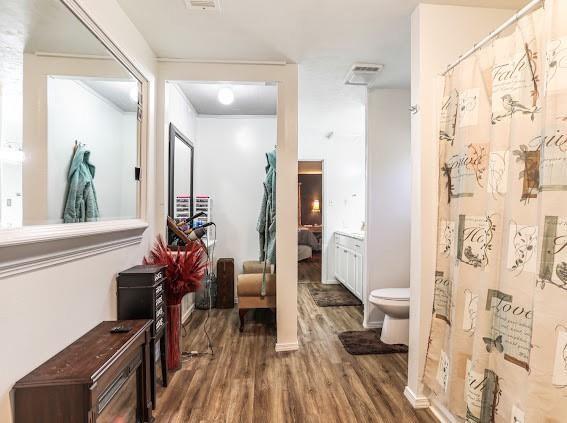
[[154, 280, 436, 422], [298, 253, 321, 284]]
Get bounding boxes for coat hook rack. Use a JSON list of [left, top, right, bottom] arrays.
[[409, 104, 419, 115]]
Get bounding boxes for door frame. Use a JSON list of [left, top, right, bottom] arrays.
[[298, 158, 327, 283]]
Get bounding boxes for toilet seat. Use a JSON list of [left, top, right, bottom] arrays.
[[370, 288, 409, 301]]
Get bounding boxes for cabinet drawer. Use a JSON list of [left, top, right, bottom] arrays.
[[155, 316, 164, 333], [335, 232, 363, 253], [155, 294, 163, 309]]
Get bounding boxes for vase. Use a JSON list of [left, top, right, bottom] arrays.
[[166, 303, 182, 371]]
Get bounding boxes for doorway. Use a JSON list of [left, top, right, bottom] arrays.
[[297, 160, 323, 284]]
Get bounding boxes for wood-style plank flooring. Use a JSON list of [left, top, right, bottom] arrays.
[[298, 253, 321, 284], [154, 258, 436, 422]]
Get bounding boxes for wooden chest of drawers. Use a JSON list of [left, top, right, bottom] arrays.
[[117, 265, 168, 409], [13, 320, 153, 423], [117, 265, 166, 337]]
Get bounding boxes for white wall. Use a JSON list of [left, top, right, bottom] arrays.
[[298, 62, 366, 284], [365, 89, 411, 327], [196, 116, 277, 283], [163, 82, 198, 316], [47, 78, 137, 223], [298, 129, 365, 284], [407, 3, 515, 411], [0, 0, 158, 421]]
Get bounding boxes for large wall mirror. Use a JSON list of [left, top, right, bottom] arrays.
[[0, 0, 144, 229], [168, 123, 194, 243]]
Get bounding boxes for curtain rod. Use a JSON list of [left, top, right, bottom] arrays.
[[442, 0, 544, 75]]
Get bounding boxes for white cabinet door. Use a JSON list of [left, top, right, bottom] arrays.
[[339, 247, 347, 284], [354, 252, 363, 299], [334, 244, 341, 282], [346, 249, 356, 292]]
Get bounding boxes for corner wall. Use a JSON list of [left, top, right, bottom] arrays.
[[365, 88, 411, 327], [156, 62, 298, 351], [0, 0, 157, 421], [407, 3, 514, 411]]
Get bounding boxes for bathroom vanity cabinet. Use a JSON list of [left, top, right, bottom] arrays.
[[334, 232, 364, 300]]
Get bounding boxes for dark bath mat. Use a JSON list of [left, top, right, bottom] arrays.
[[307, 284, 362, 307], [338, 329, 408, 355]]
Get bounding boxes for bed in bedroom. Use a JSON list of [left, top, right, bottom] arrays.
[[298, 228, 321, 261]]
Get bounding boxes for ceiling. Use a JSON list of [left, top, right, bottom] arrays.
[[0, 0, 109, 88], [118, 0, 530, 88], [81, 79, 138, 113], [175, 82, 277, 115]]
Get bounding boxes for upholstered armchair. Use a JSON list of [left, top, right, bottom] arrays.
[[237, 260, 275, 332]]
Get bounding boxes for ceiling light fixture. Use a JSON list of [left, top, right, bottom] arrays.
[[218, 87, 234, 105]]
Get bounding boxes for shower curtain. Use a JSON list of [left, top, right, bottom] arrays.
[[423, 1, 567, 421]]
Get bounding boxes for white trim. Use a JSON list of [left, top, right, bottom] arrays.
[[182, 303, 195, 324], [0, 219, 148, 247], [275, 341, 299, 352], [323, 279, 339, 285], [197, 114, 276, 119], [35, 52, 114, 60], [0, 233, 144, 279], [157, 58, 287, 66], [403, 386, 431, 409], [363, 320, 383, 329]]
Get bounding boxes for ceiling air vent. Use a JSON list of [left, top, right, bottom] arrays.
[[344, 63, 384, 86], [184, 0, 221, 12]]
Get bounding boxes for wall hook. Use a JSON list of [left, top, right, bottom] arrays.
[[409, 104, 419, 115]]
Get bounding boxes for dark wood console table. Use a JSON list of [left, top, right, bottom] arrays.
[[13, 320, 153, 423]]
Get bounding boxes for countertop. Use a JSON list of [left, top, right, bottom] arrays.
[[335, 230, 365, 241]]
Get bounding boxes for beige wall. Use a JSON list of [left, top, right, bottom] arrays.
[[0, 0, 157, 421], [156, 62, 299, 350], [407, 3, 514, 413]]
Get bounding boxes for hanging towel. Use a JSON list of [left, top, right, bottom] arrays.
[[257, 149, 276, 296], [63, 144, 100, 223]]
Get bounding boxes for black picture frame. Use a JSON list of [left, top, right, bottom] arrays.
[[168, 123, 194, 243]]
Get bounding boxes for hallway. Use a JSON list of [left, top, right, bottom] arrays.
[[153, 284, 436, 422]]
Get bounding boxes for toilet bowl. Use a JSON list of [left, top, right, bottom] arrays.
[[369, 288, 410, 346]]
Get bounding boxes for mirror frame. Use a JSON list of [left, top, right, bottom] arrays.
[[0, 0, 150, 277], [168, 123, 194, 240]]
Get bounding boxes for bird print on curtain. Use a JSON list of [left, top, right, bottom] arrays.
[[423, 1, 567, 421]]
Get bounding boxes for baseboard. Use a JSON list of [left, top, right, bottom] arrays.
[[403, 386, 430, 409], [322, 279, 339, 285], [429, 396, 457, 423], [363, 320, 383, 329], [275, 341, 299, 352], [182, 303, 195, 324]]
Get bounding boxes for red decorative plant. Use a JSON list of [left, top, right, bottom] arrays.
[[144, 235, 207, 371], [143, 235, 207, 305]]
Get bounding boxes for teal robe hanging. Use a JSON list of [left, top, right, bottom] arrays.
[[257, 150, 276, 296], [63, 144, 100, 223]]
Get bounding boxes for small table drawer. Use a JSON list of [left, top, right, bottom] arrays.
[[155, 294, 164, 309]]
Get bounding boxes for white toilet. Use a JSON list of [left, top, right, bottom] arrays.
[[369, 288, 410, 346]]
